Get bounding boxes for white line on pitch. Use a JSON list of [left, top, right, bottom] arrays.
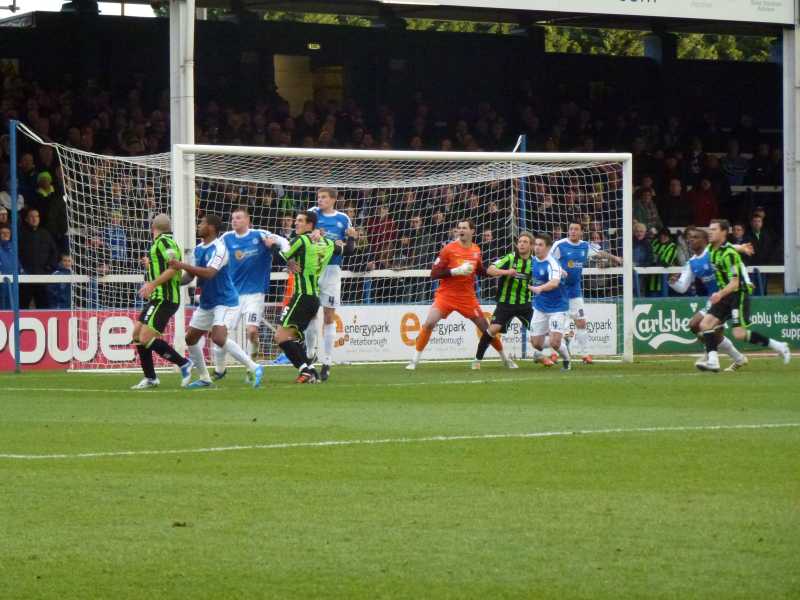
[[1, 422, 797, 461], [0, 371, 707, 396]]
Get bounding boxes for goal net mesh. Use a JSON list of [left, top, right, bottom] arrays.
[[52, 143, 624, 369]]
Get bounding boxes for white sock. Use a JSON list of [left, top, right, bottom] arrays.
[[223, 338, 258, 371], [718, 337, 744, 362], [189, 341, 211, 381], [575, 328, 589, 355], [322, 323, 336, 365], [767, 338, 784, 352], [532, 348, 544, 360], [305, 317, 319, 358], [411, 349, 422, 363], [708, 350, 720, 365], [213, 344, 227, 375], [247, 338, 258, 360], [557, 340, 571, 362]]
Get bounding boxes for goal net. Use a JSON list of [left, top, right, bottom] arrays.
[[47, 139, 632, 370]]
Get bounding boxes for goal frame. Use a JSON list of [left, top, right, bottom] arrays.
[[171, 144, 634, 362]]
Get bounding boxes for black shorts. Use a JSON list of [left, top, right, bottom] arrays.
[[280, 294, 320, 341], [708, 292, 751, 328], [491, 303, 533, 333], [138, 299, 179, 334]]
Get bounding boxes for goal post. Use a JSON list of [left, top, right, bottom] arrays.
[[172, 143, 634, 363]]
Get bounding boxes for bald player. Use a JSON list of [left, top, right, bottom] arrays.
[[132, 214, 193, 389]]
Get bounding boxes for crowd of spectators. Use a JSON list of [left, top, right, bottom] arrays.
[[0, 67, 786, 308]]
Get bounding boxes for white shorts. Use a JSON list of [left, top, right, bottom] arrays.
[[237, 293, 265, 328], [189, 305, 239, 332], [531, 309, 568, 337], [318, 265, 342, 309], [568, 297, 585, 320]]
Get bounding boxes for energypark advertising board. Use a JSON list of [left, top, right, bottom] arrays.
[[2, 297, 796, 369]]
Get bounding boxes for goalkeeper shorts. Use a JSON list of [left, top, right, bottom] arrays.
[[433, 296, 483, 320]]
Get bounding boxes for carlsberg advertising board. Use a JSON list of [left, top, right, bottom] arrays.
[[634, 296, 800, 354]]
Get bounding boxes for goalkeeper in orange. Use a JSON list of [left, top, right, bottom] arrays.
[[406, 219, 515, 370]]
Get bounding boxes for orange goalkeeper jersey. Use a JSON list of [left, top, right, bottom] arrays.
[[433, 241, 483, 303]]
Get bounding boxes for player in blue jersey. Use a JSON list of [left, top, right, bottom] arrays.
[[305, 187, 358, 381], [212, 207, 290, 381], [670, 226, 750, 371], [168, 214, 264, 389], [529, 233, 572, 372], [550, 222, 622, 363]]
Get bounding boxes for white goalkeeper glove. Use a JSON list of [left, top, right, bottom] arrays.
[[450, 262, 475, 276]]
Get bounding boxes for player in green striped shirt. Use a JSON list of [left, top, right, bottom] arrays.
[[473, 232, 535, 370], [696, 219, 791, 372], [274, 210, 345, 383], [132, 213, 192, 389]]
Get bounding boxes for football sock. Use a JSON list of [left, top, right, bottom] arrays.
[[223, 338, 258, 371], [746, 330, 770, 347], [557, 339, 571, 362], [575, 328, 589, 354], [279, 340, 309, 370], [305, 318, 319, 358], [490, 336, 504, 353], [415, 326, 433, 354], [247, 337, 258, 360], [148, 338, 188, 367], [188, 341, 211, 381], [476, 333, 492, 361], [323, 323, 336, 365], [136, 345, 157, 380], [212, 344, 227, 374], [718, 337, 744, 362], [702, 330, 719, 353]]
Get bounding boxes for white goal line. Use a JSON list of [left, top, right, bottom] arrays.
[[1, 422, 797, 461]]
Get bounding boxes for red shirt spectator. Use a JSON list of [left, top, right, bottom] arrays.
[[366, 205, 397, 266], [687, 178, 719, 226]]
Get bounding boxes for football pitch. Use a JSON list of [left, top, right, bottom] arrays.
[[1, 357, 798, 599]]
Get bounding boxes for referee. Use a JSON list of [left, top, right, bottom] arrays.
[[131, 213, 193, 389]]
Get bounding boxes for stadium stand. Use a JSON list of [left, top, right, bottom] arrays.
[[0, 18, 786, 308]]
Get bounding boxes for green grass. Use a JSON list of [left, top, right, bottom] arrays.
[[1, 358, 799, 599]]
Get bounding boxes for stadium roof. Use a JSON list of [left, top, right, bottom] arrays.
[[72, 0, 793, 35]]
